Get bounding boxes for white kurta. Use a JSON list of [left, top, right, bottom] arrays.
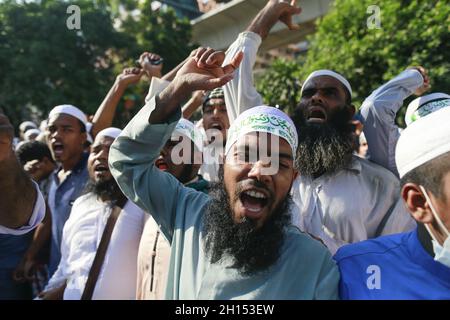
[[0, 181, 45, 235], [223, 31, 416, 255], [45, 193, 146, 299]]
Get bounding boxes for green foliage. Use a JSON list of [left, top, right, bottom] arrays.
[[0, 0, 194, 130], [256, 0, 450, 126], [118, 0, 195, 74], [255, 58, 303, 115]]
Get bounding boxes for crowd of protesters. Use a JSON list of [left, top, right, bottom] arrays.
[[1, 0, 450, 300]]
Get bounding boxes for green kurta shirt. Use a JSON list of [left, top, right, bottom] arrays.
[[109, 97, 340, 300]]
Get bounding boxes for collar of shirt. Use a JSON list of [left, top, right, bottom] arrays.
[[407, 227, 450, 284], [343, 155, 362, 174], [52, 152, 89, 185], [186, 175, 209, 194]]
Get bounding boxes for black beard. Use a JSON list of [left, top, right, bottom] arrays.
[[203, 178, 292, 276], [178, 164, 197, 184], [292, 106, 354, 177], [85, 177, 123, 202]]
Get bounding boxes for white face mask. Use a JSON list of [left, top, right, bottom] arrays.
[[419, 186, 450, 268]]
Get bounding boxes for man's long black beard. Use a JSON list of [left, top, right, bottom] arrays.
[[85, 177, 124, 203], [178, 164, 198, 184], [203, 179, 292, 276], [292, 106, 354, 178]]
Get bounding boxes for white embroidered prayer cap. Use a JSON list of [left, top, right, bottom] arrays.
[[96, 127, 122, 140], [48, 104, 87, 128], [405, 92, 450, 126], [396, 107, 450, 178], [172, 118, 204, 152], [225, 106, 298, 156], [301, 70, 352, 99]]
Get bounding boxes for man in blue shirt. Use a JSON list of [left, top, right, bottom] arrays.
[[335, 107, 450, 299], [45, 105, 90, 277]]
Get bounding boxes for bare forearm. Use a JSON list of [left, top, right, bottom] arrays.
[[162, 57, 189, 82], [91, 81, 126, 138], [182, 97, 202, 119], [0, 150, 37, 229], [149, 79, 189, 124], [246, 4, 278, 40]]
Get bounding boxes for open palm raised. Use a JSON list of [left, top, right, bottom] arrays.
[[175, 47, 243, 92]]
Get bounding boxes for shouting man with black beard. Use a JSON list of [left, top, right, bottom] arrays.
[[39, 128, 146, 300], [221, 0, 415, 255], [204, 172, 292, 275], [109, 48, 339, 299]]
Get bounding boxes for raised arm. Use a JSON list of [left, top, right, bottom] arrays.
[[182, 90, 205, 119], [90, 67, 145, 138], [142, 49, 200, 105], [0, 111, 44, 233], [222, 0, 301, 122], [360, 67, 429, 176], [108, 49, 242, 238]]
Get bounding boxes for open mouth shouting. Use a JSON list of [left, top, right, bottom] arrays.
[[307, 106, 328, 124], [238, 188, 271, 220], [93, 162, 109, 178], [51, 141, 65, 158], [210, 122, 224, 132], [155, 157, 168, 171]]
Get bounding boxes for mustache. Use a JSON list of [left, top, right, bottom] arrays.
[[235, 179, 274, 201]]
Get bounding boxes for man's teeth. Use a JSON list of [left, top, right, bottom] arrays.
[[244, 190, 267, 199]]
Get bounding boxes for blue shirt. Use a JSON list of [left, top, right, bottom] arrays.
[[47, 153, 89, 276], [334, 228, 450, 299]]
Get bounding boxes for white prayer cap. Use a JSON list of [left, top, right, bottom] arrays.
[[96, 127, 122, 140], [172, 118, 204, 152], [396, 107, 450, 178], [19, 121, 37, 132], [225, 106, 298, 156], [301, 70, 352, 99], [405, 92, 450, 126], [85, 122, 93, 144], [24, 128, 41, 141], [39, 120, 48, 132], [48, 104, 87, 128], [359, 132, 367, 145]]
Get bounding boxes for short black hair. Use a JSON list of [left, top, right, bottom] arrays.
[[400, 151, 450, 201], [15, 141, 55, 166]]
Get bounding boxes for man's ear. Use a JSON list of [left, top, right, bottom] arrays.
[[401, 183, 434, 224], [292, 169, 299, 181]]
